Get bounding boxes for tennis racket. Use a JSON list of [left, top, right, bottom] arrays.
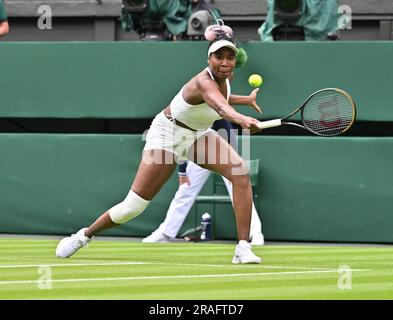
[[257, 88, 356, 136]]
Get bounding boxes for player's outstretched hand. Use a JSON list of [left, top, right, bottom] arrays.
[[249, 88, 262, 113]]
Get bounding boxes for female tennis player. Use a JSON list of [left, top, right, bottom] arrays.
[[56, 24, 263, 264]]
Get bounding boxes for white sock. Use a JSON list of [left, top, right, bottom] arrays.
[[238, 240, 249, 247]]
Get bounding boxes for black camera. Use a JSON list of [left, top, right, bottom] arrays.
[[274, 0, 302, 21], [272, 0, 305, 40], [187, 10, 215, 40], [121, 0, 171, 40]]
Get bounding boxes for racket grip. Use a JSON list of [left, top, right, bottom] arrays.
[[257, 119, 282, 129]]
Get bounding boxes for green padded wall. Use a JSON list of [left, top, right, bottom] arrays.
[[0, 42, 392, 121], [1, 134, 392, 243], [0, 134, 181, 237], [217, 136, 393, 243], [1, 41, 392, 243]]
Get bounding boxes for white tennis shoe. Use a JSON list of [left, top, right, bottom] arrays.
[[232, 240, 262, 264], [142, 230, 172, 243], [251, 232, 265, 246], [56, 227, 92, 258]]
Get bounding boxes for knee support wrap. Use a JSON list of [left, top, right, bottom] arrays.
[[108, 189, 150, 224]]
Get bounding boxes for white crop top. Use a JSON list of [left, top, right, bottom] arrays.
[[169, 67, 231, 130]]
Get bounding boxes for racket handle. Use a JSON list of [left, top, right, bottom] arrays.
[[257, 119, 282, 129]]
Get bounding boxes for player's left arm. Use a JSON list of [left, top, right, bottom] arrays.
[[229, 88, 261, 113]]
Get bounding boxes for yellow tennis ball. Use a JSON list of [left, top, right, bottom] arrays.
[[248, 74, 263, 87]]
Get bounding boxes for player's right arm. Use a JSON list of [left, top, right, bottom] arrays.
[[196, 75, 260, 133]]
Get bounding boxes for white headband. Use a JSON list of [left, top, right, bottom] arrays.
[[208, 40, 239, 57]]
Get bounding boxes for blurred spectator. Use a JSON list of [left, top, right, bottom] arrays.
[[0, 0, 9, 37], [259, 0, 339, 41], [120, 0, 192, 40]]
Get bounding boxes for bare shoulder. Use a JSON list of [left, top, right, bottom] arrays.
[[194, 69, 218, 91], [183, 70, 216, 104], [185, 69, 216, 93]]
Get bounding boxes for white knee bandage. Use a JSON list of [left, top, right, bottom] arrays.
[[108, 189, 150, 224]]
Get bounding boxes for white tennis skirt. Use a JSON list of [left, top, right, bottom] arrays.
[[143, 111, 213, 161]]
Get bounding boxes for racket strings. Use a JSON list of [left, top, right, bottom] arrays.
[[302, 91, 354, 136]]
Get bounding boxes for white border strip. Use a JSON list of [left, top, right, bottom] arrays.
[[0, 269, 369, 285], [0, 261, 370, 271]]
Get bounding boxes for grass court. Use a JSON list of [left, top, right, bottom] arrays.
[[0, 237, 392, 300]]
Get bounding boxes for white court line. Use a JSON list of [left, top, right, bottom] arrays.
[[0, 261, 371, 271], [0, 262, 147, 269], [0, 269, 370, 286]]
